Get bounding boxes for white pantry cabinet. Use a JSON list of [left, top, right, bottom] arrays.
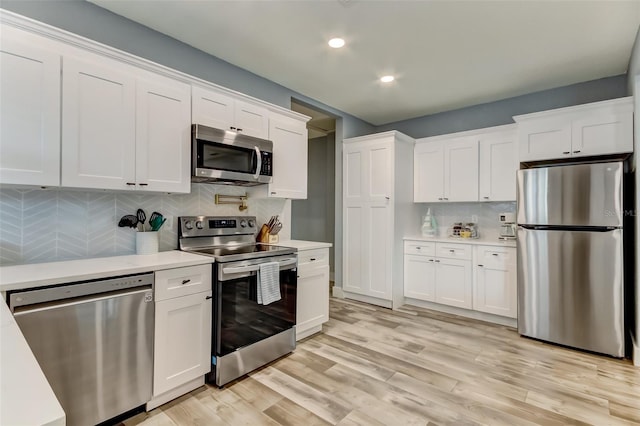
[[152, 265, 212, 402], [478, 126, 517, 201], [343, 131, 416, 309], [514, 97, 633, 162], [296, 247, 330, 340], [268, 112, 309, 199], [62, 53, 191, 192], [0, 27, 61, 186], [414, 136, 479, 202], [192, 86, 269, 139], [474, 245, 517, 318]]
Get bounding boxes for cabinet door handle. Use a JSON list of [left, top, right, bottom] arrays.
[[205, 295, 212, 300], [483, 196, 490, 200], [181, 279, 191, 285], [126, 182, 136, 186], [310, 258, 316, 261], [562, 151, 570, 154], [435, 260, 440, 263], [237, 128, 243, 132], [138, 183, 148, 186], [271, 191, 277, 195], [573, 150, 581, 154], [492, 253, 499, 256], [443, 197, 449, 201], [478, 264, 484, 267], [429, 259, 434, 262], [438, 197, 443, 201], [449, 249, 455, 253], [385, 196, 390, 200], [230, 126, 237, 130]]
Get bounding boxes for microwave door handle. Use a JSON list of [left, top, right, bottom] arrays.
[[254, 147, 262, 180]]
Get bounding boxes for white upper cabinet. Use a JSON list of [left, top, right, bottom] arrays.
[[61, 55, 137, 190], [414, 136, 478, 202], [0, 27, 61, 186], [267, 112, 309, 199], [136, 73, 191, 193], [478, 127, 517, 202], [62, 53, 191, 193], [192, 86, 269, 139], [515, 97, 633, 162]]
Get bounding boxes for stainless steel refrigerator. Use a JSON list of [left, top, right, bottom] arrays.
[[517, 161, 625, 357]]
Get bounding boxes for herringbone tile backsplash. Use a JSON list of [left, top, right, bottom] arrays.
[[0, 184, 290, 265]]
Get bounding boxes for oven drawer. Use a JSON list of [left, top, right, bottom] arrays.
[[298, 249, 329, 268], [155, 265, 212, 301]]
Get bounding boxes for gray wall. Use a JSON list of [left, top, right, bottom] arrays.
[[292, 135, 336, 274], [376, 75, 628, 138]]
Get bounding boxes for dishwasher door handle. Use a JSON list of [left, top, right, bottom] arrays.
[[12, 287, 153, 316]]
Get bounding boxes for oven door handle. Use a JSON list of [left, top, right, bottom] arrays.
[[254, 147, 262, 180], [221, 258, 297, 275]]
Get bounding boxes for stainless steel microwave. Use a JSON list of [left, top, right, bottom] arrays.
[[192, 124, 273, 186]]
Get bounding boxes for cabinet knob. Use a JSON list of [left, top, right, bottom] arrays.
[[562, 151, 570, 155], [573, 150, 581, 154], [181, 279, 191, 285]]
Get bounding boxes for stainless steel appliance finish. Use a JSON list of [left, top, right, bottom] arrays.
[[178, 215, 297, 387], [517, 161, 625, 357], [192, 124, 273, 186], [499, 212, 516, 240], [516, 161, 623, 227], [8, 274, 154, 426]]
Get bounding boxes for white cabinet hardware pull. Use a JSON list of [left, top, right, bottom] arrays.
[[181, 279, 191, 285]]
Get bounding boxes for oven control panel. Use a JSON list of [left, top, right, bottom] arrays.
[[178, 216, 257, 237]]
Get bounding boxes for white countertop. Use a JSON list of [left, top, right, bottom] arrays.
[[404, 235, 517, 248], [1, 301, 65, 426], [276, 240, 333, 251], [0, 251, 214, 292]]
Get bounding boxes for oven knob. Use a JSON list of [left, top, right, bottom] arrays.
[[195, 221, 204, 230], [184, 221, 194, 230], [248, 219, 255, 227], [240, 219, 247, 228]]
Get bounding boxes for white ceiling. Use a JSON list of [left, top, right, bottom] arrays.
[[89, 0, 640, 126]]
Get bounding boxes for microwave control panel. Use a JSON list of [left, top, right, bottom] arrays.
[[260, 152, 272, 176]]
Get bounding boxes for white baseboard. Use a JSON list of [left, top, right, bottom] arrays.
[[403, 297, 518, 328], [296, 324, 323, 341], [146, 377, 205, 411], [342, 291, 392, 309], [332, 286, 344, 298]]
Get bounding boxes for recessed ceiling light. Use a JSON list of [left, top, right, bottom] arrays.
[[328, 38, 345, 48], [380, 75, 395, 83]]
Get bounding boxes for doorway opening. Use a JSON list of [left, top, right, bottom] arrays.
[[290, 99, 337, 281]]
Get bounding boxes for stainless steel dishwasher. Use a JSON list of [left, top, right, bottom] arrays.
[[7, 273, 154, 426]]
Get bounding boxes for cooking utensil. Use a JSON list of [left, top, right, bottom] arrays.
[[152, 218, 167, 232], [117, 215, 138, 229], [136, 209, 146, 232], [149, 211, 162, 225]]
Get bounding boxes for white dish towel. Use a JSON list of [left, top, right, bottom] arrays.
[[257, 261, 281, 305]]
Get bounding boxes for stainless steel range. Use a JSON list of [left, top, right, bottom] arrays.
[[178, 216, 297, 386]]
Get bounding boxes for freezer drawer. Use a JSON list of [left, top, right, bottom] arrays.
[[516, 161, 623, 227], [517, 227, 624, 357]]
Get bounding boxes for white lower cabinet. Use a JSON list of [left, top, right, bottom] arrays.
[[473, 246, 517, 318], [150, 264, 212, 409], [296, 248, 330, 340], [403, 240, 516, 322]]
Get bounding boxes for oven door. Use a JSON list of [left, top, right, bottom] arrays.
[[192, 124, 272, 184], [214, 255, 297, 357]]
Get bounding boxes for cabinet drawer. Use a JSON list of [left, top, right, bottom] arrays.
[[477, 246, 516, 268], [298, 248, 329, 268], [155, 264, 212, 301], [404, 241, 436, 256], [435, 242, 471, 260]]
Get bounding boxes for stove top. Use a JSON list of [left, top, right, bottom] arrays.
[[186, 243, 296, 263], [178, 215, 295, 263]]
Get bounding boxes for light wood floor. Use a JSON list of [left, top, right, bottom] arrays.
[[122, 298, 640, 426]]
